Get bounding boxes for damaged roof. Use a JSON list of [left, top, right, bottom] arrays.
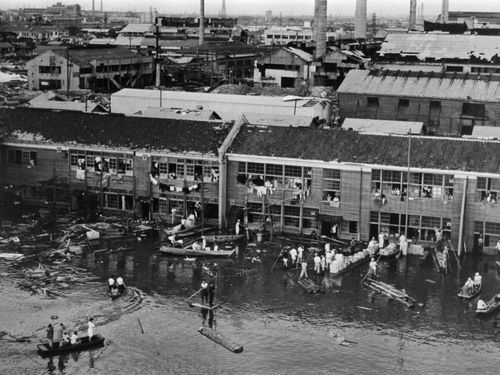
[[378, 33, 500, 62], [337, 69, 500, 102], [0, 108, 231, 155], [228, 124, 500, 175]]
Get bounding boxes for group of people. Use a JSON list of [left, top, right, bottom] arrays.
[[461, 272, 482, 296], [107, 275, 126, 294], [45, 322, 84, 349]]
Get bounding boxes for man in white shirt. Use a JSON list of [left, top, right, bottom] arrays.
[[116, 275, 125, 293], [107, 276, 115, 292]]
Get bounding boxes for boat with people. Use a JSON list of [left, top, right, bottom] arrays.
[[378, 243, 401, 259], [198, 326, 243, 354], [475, 294, 500, 315], [457, 284, 481, 299], [159, 245, 236, 257], [108, 286, 127, 300], [37, 334, 105, 357]]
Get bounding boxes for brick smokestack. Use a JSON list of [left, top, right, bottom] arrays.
[[354, 0, 367, 39], [313, 0, 320, 45], [441, 0, 449, 23], [199, 0, 205, 45], [315, 0, 327, 58], [409, 0, 417, 30]]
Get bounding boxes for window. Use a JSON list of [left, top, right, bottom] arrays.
[[446, 65, 463, 72], [284, 205, 300, 228], [367, 97, 379, 106], [7, 149, 36, 166], [247, 162, 264, 175], [462, 103, 485, 118], [39, 66, 61, 74], [323, 168, 341, 201], [476, 177, 500, 203], [398, 99, 409, 107]]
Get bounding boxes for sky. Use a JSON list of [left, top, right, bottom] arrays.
[[3, 0, 500, 17]]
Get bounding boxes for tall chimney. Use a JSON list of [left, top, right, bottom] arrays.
[[92, 0, 95, 22], [441, 0, 449, 23], [409, 0, 417, 30], [315, 0, 327, 58], [354, 0, 367, 40], [100, 0, 102, 12], [221, 0, 226, 18], [313, 0, 320, 44], [199, 0, 205, 45]]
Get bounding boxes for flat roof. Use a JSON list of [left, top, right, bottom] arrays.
[[342, 118, 423, 135]]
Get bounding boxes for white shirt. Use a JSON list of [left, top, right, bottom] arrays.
[[370, 261, 377, 271], [70, 333, 78, 344], [201, 281, 208, 289], [474, 275, 482, 285], [289, 249, 297, 259], [477, 299, 487, 310], [87, 321, 95, 337], [116, 277, 124, 286], [314, 255, 321, 264], [107, 278, 115, 286]]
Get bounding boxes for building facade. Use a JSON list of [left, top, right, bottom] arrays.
[[26, 47, 154, 91], [337, 69, 500, 136]]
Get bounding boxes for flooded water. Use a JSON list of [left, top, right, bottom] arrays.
[[2, 235, 500, 375]]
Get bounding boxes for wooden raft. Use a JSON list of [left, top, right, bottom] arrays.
[[363, 278, 416, 308], [198, 326, 243, 354]]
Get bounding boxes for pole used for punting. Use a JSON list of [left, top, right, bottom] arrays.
[[184, 288, 203, 303]]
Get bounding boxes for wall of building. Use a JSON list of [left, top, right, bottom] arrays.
[[26, 50, 80, 91], [338, 93, 500, 135]]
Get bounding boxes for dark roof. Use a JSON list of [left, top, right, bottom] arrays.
[[0, 108, 231, 155], [56, 47, 145, 67], [181, 41, 259, 55], [228, 125, 500, 174]]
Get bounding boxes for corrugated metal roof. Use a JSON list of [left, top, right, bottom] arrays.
[[470, 126, 500, 140], [228, 124, 500, 174], [0, 108, 231, 155], [337, 69, 500, 102], [118, 23, 154, 34], [378, 33, 500, 61], [342, 118, 423, 135], [133, 106, 220, 120], [56, 47, 147, 67], [287, 47, 314, 62]]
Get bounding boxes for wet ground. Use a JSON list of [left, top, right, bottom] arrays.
[[2, 234, 500, 375]]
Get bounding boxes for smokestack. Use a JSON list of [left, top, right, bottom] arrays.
[[199, 0, 205, 45], [92, 0, 95, 22], [221, 0, 226, 18], [354, 0, 367, 40], [409, 0, 417, 30], [441, 0, 449, 23], [100, 0, 102, 12], [315, 0, 327, 58], [313, 0, 320, 44]]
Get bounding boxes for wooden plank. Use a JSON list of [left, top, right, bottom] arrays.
[[189, 302, 223, 311], [198, 327, 243, 354]]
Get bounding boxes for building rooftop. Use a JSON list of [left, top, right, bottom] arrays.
[[337, 69, 500, 102], [378, 33, 500, 62], [228, 124, 500, 174], [243, 113, 314, 127], [0, 108, 231, 156]]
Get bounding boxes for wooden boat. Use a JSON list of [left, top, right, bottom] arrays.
[[457, 285, 481, 299], [286, 272, 321, 293], [378, 244, 401, 259], [189, 302, 223, 310], [198, 326, 243, 353], [0, 253, 24, 260], [363, 278, 416, 308], [329, 252, 370, 278], [108, 287, 126, 300], [37, 334, 105, 357], [202, 234, 244, 243], [160, 245, 235, 258], [476, 295, 500, 315]]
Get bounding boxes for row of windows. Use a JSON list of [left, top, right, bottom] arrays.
[[151, 159, 219, 182], [474, 221, 500, 247], [7, 150, 37, 166], [70, 151, 133, 175]]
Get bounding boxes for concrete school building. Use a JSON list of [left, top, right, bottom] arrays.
[[2, 108, 500, 254], [0, 108, 234, 225]]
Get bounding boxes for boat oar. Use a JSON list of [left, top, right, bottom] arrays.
[[271, 248, 283, 270], [184, 288, 203, 303], [360, 254, 382, 284]]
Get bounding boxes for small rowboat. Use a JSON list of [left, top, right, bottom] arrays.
[[160, 246, 235, 258], [476, 295, 500, 315], [202, 234, 244, 243], [37, 334, 105, 357], [108, 287, 126, 300], [198, 326, 243, 353], [457, 285, 481, 299], [297, 277, 321, 294]]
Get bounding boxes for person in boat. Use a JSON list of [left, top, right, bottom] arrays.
[[62, 328, 71, 346], [235, 219, 241, 235], [201, 236, 207, 250], [463, 278, 474, 295], [87, 317, 95, 341], [473, 272, 482, 289], [314, 253, 321, 274], [200, 280, 209, 304], [208, 282, 216, 306], [477, 298, 487, 311], [46, 323, 54, 349], [53, 322, 63, 349], [192, 242, 202, 251], [289, 248, 297, 266], [368, 237, 378, 256], [116, 275, 126, 293], [369, 258, 378, 278], [107, 276, 115, 292], [70, 331, 80, 345], [297, 246, 304, 264], [282, 248, 289, 268], [442, 246, 449, 271]]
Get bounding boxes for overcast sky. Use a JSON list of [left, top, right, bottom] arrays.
[[3, 1, 500, 17]]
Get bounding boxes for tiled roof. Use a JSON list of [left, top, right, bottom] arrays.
[[0, 108, 231, 155], [337, 69, 500, 102], [378, 33, 500, 62], [228, 124, 500, 174]]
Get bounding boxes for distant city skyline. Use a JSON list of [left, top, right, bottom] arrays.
[[2, 0, 500, 18]]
